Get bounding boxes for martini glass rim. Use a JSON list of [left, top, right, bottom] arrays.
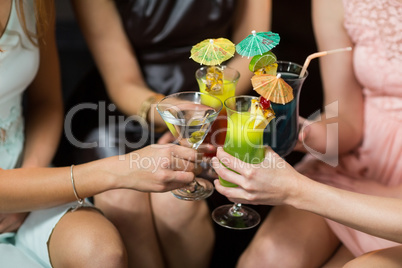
[[156, 91, 223, 117]]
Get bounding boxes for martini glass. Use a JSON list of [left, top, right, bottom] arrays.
[[212, 61, 308, 229], [156, 91, 223, 201]]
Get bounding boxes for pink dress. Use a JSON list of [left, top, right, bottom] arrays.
[[296, 0, 402, 256]]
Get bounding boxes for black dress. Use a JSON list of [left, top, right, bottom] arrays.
[[56, 0, 239, 165]]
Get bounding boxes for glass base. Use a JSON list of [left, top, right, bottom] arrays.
[[212, 204, 261, 230], [171, 178, 214, 201]]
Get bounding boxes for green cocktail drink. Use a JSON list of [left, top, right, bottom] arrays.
[[212, 96, 265, 230], [220, 111, 265, 187]]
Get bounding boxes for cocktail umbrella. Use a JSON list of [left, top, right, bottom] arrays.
[[190, 38, 235, 66], [236, 30, 280, 58], [251, 73, 294, 104]]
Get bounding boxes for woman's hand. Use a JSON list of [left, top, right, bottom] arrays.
[[105, 144, 201, 193], [294, 116, 310, 153], [157, 131, 175, 144], [212, 147, 304, 206]]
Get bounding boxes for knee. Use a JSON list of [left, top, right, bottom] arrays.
[[76, 236, 127, 268], [237, 235, 312, 268], [49, 209, 128, 267], [55, 224, 127, 267]]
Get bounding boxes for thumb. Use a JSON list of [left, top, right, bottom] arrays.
[[298, 118, 311, 142], [264, 145, 275, 157]]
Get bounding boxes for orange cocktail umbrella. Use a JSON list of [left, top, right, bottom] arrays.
[[251, 73, 294, 104]]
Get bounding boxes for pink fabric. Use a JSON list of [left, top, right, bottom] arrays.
[[296, 0, 402, 256]]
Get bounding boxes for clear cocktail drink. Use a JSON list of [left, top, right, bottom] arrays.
[[157, 92, 223, 201]]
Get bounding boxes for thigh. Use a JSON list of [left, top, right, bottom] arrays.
[[151, 192, 211, 228], [322, 244, 354, 268], [238, 205, 340, 268], [95, 189, 164, 268], [344, 245, 402, 268], [150, 192, 214, 268]]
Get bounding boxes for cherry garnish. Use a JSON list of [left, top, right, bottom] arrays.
[[259, 96, 271, 109]]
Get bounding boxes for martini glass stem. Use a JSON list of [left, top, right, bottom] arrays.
[[183, 179, 201, 193], [230, 203, 244, 216]]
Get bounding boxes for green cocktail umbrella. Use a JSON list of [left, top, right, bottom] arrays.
[[236, 30, 280, 58]]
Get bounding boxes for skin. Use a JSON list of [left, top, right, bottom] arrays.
[[71, 0, 272, 267], [213, 147, 402, 267], [0, 0, 63, 235], [213, 147, 402, 244], [212, 0, 402, 267], [0, 1, 199, 267], [0, 144, 200, 212]]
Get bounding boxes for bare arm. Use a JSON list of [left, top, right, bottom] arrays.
[[0, 144, 198, 212], [22, 1, 63, 168], [213, 148, 402, 243], [297, 0, 364, 155], [0, 0, 63, 234], [229, 0, 272, 95], [71, 0, 166, 127]]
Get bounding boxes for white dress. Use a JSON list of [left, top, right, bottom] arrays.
[[0, 1, 80, 267]]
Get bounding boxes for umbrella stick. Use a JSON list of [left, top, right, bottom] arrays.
[[299, 47, 352, 78]]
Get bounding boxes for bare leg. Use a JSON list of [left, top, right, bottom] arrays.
[[95, 190, 165, 268], [344, 245, 402, 268], [151, 192, 215, 268], [237, 205, 340, 268], [322, 245, 354, 268], [49, 208, 127, 268]]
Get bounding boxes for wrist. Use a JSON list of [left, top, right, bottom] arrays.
[[75, 160, 118, 197], [138, 93, 166, 132], [286, 174, 312, 210]]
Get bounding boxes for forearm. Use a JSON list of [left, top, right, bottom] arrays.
[[0, 161, 117, 212], [292, 177, 402, 243]]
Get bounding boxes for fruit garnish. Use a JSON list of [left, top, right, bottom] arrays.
[[259, 96, 271, 109], [253, 63, 278, 76], [205, 66, 223, 94], [250, 99, 275, 129], [249, 51, 277, 72], [188, 130, 205, 144]]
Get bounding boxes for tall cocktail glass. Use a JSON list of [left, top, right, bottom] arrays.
[[263, 61, 308, 156], [196, 66, 240, 176], [212, 96, 265, 229], [156, 91, 223, 201]]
